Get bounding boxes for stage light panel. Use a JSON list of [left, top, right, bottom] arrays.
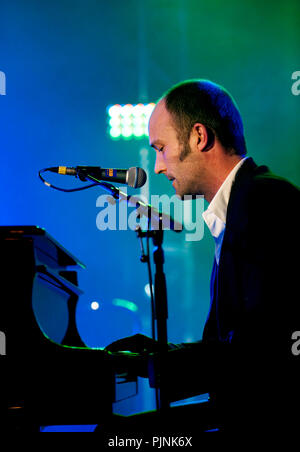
[[107, 103, 155, 139]]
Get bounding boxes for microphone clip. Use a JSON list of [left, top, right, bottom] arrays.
[[75, 166, 95, 182]]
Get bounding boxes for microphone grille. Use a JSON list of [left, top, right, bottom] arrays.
[[128, 167, 147, 188]]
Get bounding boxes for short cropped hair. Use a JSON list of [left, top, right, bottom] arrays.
[[162, 79, 247, 156]]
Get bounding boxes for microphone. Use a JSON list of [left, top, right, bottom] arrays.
[[48, 166, 147, 188]]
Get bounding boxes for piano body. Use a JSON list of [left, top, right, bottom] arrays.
[[0, 226, 115, 431]]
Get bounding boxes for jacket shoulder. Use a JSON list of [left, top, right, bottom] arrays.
[[231, 159, 300, 214], [226, 159, 299, 243], [248, 170, 300, 213]]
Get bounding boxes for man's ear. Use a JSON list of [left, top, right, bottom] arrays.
[[193, 124, 215, 152]]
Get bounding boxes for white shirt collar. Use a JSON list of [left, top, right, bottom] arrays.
[[202, 157, 248, 263]]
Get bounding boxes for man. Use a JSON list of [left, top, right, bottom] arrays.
[[104, 80, 300, 433]]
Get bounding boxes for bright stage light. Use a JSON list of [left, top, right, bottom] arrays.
[[107, 103, 155, 140], [133, 127, 144, 137], [90, 301, 100, 310], [122, 126, 133, 137], [109, 127, 121, 138], [108, 104, 122, 117], [109, 117, 121, 127]]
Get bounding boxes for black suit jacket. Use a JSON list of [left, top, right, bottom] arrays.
[[158, 157, 300, 430], [203, 157, 300, 349]]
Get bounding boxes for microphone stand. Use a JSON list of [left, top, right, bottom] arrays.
[[80, 173, 181, 412], [137, 227, 170, 411]]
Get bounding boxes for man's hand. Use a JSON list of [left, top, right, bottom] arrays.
[[105, 334, 169, 378], [105, 333, 162, 354]]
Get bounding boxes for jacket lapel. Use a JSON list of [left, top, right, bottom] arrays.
[[209, 158, 269, 341]]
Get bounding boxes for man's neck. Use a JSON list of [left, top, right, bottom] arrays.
[[205, 154, 244, 203]]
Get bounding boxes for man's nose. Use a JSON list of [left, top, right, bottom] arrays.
[[154, 153, 166, 175]]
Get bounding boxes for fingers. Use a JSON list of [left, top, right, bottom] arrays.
[[105, 334, 156, 354], [107, 350, 149, 378], [105, 337, 133, 352]]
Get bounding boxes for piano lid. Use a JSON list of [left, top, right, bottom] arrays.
[[0, 225, 86, 269]]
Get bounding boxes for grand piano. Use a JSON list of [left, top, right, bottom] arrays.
[[0, 226, 116, 432]]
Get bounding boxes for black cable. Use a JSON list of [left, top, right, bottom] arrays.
[[38, 168, 99, 192]]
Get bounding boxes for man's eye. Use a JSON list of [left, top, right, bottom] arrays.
[[158, 147, 164, 152]]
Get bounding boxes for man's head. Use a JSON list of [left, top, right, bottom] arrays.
[[148, 79, 247, 201]]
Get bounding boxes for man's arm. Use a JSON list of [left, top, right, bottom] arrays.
[[105, 334, 234, 402]]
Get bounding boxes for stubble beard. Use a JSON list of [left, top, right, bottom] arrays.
[[179, 139, 191, 161], [176, 139, 206, 199], [176, 140, 196, 198]]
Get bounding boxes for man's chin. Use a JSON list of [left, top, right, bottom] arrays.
[[175, 193, 184, 200], [173, 185, 184, 199], [174, 188, 202, 200], [173, 181, 200, 199], [174, 191, 188, 201]]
